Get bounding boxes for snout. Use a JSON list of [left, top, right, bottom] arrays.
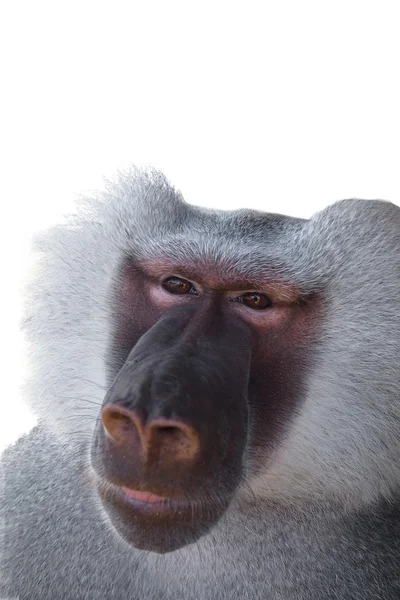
[[101, 404, 202, 503], [90, 313, 252, 553]]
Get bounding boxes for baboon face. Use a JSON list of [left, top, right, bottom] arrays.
[[91, 242, 319, 553]]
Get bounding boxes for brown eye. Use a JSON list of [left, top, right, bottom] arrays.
[[241, 293, 272, 310], [162, 277, 195, 295]]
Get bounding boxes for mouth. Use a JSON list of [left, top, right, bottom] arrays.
[[94, 475, 230, 553], [121, 487, 167, 504], [96, 478, 194, 517], [119, 485, 191, 516]]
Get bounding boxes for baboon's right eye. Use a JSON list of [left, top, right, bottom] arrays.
[[162, 277, 197, 295]]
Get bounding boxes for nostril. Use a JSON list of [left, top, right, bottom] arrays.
[[155, 426, 186, 445], [150, 422, 200, 460], [102, 405, 140, 445], [156, 425, 181, 435]]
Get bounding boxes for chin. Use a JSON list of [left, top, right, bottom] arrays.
[[96, 479, 230, 553]]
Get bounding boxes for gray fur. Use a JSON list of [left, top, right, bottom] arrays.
[[1, 167, 400, 598]]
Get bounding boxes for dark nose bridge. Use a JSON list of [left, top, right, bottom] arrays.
[[178, 295, 223, 347], [120, 301, 219, 362], [175, 296, 252, 359], [99, 301, 252, 488], [148, 300, 252, 401], [105, 300, 252, 418]]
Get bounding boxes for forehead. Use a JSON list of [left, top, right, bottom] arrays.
[[125, 207, 309, 292]]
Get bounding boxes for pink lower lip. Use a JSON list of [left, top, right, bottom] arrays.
[[121, 487, 165, 504]]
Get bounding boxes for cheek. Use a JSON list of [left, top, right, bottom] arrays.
[[256, 298, 323, 358], [246, 299, 323, 456], [239, 305, 304, 361], [108, 280, 162, 378], [116, 267, 166, 328], [246, 337, 314, 464]]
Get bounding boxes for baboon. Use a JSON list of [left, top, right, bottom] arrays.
[[1, 168, 400, 599]]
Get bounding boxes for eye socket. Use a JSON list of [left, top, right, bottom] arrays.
[[240, 292, 272, 310], [162, 277, 196, 295]]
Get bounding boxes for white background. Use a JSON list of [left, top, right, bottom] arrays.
[[1, 0, 400, 451]]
